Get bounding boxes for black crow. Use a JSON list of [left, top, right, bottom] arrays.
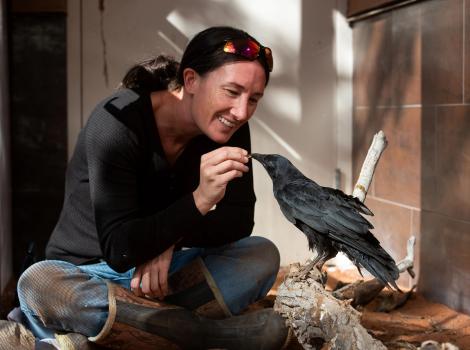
[[251, 153, 399, 289]]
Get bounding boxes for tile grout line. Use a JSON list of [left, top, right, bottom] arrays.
[[356, 105, 422, 109], [369, 194, 470, 225], [367, 195, 421, 211], [421, 208, 470, 225], [356, 103, 470, 109]]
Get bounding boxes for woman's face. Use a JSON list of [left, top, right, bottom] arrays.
[[186, 60, 266, 144]]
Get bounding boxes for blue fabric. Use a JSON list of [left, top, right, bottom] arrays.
[[18, 236, 279, 339]]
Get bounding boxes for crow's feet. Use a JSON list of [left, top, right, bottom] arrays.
[[297, 261, 315, 279], [296, 261, 325, 285]]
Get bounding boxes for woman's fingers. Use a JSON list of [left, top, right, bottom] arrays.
[[211, 159, 249, 176], [218, 169, 244, 184], [130, 268, 144, 297], [140, 268, 152, 295], [131, 245, 174, 299], [149, 268, 163, 299], [201, 146, 245, 162], [158, 265, 169, 299], [158, 246, 173, 299], [202, 147, 248, 166], [194, 146, 251, 214], [200, 160, 248, 184]]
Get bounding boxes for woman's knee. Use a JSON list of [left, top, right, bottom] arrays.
[[17, 260, 82, 315], [18, 261, 63, 302], [242, 236, 280, 278], [259, 237, 280, 274], [17, 260, 109, 336]]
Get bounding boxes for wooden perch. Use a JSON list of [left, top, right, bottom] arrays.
[[275, 130, 400, 350], [397, 235, 416, 278], [352, 130, 388, 202], [274, 265, 387, 350]]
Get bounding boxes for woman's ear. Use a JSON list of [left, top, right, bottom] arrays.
[[183, 68, 199, 94]]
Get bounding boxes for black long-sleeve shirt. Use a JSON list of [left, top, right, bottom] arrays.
[[46, 89, 256, 272]]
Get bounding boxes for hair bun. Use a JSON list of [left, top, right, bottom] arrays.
[[121, 55, 180, 92]]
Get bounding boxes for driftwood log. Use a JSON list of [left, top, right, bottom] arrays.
[[275, 265, 387, 350], [274, 131, 413, 350]]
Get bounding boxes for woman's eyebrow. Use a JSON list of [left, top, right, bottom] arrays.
[[224, 82, 245, 90], [224, 82, 264, 97]]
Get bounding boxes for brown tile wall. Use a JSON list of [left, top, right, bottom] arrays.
[[354, 14, 393, 107], [466, 0, 470, 103], [420, 212, 470, 313], [352, 0, 470, 313], [421, 0, 463, 105], [365, 198, 420, 288], [423, 106, 470, 221]]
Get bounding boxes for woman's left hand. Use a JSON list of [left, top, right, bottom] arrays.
[[130, 244, 174, 299]]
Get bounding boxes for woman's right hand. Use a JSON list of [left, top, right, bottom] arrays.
[[130, 244, 174, 300], [193, 146, 249, 215]]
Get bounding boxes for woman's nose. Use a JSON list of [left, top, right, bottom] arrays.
[[231, 99, 249, 121]]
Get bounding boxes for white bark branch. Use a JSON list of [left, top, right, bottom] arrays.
[[396, 235, 416, 277], [352, 130, 388, 202]]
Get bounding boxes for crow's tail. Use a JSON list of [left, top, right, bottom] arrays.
[[342, 244, 401, 291]]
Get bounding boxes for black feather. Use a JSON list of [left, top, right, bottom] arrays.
[[252, 153, 400, 290]]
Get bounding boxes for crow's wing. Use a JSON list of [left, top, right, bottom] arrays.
[[275, 178, 373, 234], [275, 178, 399, 287], [274, 178, 389, 262], [322, 186, 374, 217]]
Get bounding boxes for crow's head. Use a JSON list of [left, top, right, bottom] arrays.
[[251, 153, 296, 182]]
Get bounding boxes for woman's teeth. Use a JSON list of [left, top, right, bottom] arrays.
[[218, 116, 235, 128]]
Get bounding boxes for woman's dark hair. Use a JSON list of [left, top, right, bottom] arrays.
[[177, 26, 271, 86], [121, 26, 270, 93], [120, 55, 180, 92]]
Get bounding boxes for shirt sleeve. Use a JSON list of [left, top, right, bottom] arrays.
[[178, 123, 256, 248], [85, 108, 204, 272]]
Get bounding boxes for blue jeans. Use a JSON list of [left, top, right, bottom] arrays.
[[17, 236, 280, 339]]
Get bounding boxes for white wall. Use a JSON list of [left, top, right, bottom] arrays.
[[68, 0, 352, 265]]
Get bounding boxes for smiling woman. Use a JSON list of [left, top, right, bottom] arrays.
[[16, 26, 290, 349], [185, 61, 266, 144]]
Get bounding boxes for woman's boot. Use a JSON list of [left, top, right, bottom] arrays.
[[89, 282, 289, 350]]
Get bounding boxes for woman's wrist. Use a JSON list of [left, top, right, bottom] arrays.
[[192, 189, 213, 215]]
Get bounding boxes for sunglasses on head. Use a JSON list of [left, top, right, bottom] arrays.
[[223, 38, 273, 72]]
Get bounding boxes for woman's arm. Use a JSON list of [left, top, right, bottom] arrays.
[[180, 123, 256, 248], [85, 108, 204, 272], [85, 106, 255, 271]]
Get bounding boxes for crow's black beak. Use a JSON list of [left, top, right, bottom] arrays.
[[249, 153, 263, 166]]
